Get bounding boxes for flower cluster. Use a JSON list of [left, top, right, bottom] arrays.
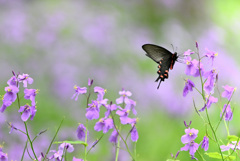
[[0, 72, 37, 122], [180, 122, 209, 159], [72, 79, 138, 160], [179, 43, 237, 160]]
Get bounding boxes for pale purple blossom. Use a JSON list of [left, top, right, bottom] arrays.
[[183, 79, 195, 97], [24, 89, 38, 106], [86, 100, 100, 120], [205, 48, 218, 65], [94, 117, 114, 133], [18, 73, 34, 88], [181, 128, 198, 144], [72, 85, 87, 101], [201, 136, 209, 151], [199, 95, 218, 112], [222, 85, 235, 101], [77, 124, 87, 141], [181, 140, 199, 157], [116, 89, 132, 104], [59, 142, 74, 153], [220, 104, 233, 121], [184, 49, 194, 56], [109, 129, 119, 143], [204, 69, 217, 94]]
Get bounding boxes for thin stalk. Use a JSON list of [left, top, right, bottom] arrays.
[[110, 111, 135, 160], [115, 135, 121, 161], [43, 118, 65, 160], [205, 108, 224, 160], [21, 140, 28, 161], [16, 93, 38, 160], [84, 92, 91, 160]]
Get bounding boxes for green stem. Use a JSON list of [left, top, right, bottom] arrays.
[[110, 111, 135, 161], [16, 93, 38, 160], [115, 134, 121, 161], [84, 119, 88, 161], [205, 108, 224, 160], [196, 149, 206, 161], [84, 92, 91, 161], [21, 140, 28, 161]]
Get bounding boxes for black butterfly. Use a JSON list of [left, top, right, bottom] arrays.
[[142, 44, 179, 89]]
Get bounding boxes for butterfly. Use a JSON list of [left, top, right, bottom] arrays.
[[142, 44, 179, 89]]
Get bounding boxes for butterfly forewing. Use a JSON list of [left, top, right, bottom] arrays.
[[142, 44, 173, 63]]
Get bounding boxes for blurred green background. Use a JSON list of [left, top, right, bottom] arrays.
[[0, 0, 240, 160]]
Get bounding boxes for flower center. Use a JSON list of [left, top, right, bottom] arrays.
[[189, 132, 193, 136], [74, 85, 77, 90]]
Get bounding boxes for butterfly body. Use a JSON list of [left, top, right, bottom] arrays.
[[142, 44, 178, 89]]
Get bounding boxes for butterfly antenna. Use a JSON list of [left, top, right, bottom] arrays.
[[171, 44, 175, 52]]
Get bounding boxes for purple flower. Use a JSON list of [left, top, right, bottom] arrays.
[[3, 86, 19, 102], [76, 124, 87, 141], [184, 121, 192, 128], [131, 125, 138, 142], [199, 95, 218, 112], [222, 85, 235, 101], [220, 141, 240, 151], [116, 89, 132, 104], [171, 151, 180, 159], [86, 100, 100, 120], [204, 69, 217, 94], [104, 103, 119, 117], [183, 79, 195, 97], [8, 122, 18, 134], [201, 136, 209, 151], [116, 108, 133, 124], [181, 128, 198, 144], [7, 76, 18, 87], [185, 57, 204, 77], [125, 98, 137, 115], [18, 104, 32, 122], [205, 48, 218, 65], [0, 100, 12, 113], [71, 85, 87, 101], [109, 129, 119, 143], [30, 106, 37, 120], [220, 104, 233, 121], [181, 140, 199, 156], [94, 86, 106, 101], [94, 117, 114, 133], [59, 143, 74, 153], [73, 157, 84, 161], [0, 151, 8, 161], [50, 150, 63, 161], [184, 49, 194, 56], [88, 78, 93, 87], [18, 73, 33, 88], [24, 89, 38, 106], [0, 86, 19, 112]]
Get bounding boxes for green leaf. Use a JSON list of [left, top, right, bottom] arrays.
[[227, 135, 240, 142], [54, 140, 88, 146], [166, 159, 180, 161], [205, 152, 235, 160]]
